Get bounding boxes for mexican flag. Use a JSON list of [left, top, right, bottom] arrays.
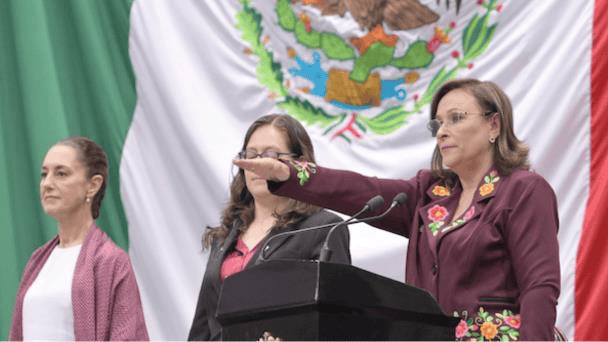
[[1, 0, 607, 340]]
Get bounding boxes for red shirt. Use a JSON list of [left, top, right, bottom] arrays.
[[220, 239, 262, 281]]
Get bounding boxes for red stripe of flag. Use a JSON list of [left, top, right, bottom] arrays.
[[576, 0, 608, 340]]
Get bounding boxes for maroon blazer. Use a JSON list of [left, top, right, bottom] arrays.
[[269, 165, 560, 341]]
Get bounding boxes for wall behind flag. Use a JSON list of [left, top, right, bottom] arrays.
[[0, 0, 135, 338]]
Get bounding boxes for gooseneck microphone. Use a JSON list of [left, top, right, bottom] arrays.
[[257, 195, 383, 262], [318, 192, 408, 262], [318, 195, 385, 262]]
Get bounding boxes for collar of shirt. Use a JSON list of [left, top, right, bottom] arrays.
[[220, 238, 263, 281]]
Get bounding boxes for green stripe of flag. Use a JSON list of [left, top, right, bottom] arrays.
[[0, 0, 135, 337]]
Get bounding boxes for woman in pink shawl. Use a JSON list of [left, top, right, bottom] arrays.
[[9, 137, 149, 341]]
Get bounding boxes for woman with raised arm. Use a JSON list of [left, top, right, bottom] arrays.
[[188, 114, 350, 341], [234, 79, 561, 341], [9, 137, 148, 341]]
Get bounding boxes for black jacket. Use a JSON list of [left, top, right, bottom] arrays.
[[187, 209, 351, 341]]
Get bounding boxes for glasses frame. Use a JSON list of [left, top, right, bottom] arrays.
[[427, 111, 497, 137], [237, 149, 298, 160]]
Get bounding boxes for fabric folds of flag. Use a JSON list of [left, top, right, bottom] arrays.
[[1, 0, 608, 341]]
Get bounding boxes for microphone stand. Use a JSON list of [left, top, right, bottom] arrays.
[[319, 193, 407, 262], [258, 195, 384, 262]]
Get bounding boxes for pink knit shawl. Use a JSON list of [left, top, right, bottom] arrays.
[[9, 224, 149, 341]]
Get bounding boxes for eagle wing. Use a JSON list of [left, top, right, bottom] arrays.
[[299, 0, 440, 32], [317, 0, 348, 16], [343, 0, 389, 31], [383, 0, 440, 31]]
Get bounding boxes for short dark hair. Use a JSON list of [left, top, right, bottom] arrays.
[[430, 78, 530, 180], [56, 137, 108, 219]]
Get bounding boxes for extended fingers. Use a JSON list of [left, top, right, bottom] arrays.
[[232, 158, 290, 181]]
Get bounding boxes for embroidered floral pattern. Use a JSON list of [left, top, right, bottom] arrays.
[[480, 321, 498, 340], [290, 160, 317, 185], [427, 205, 448, 236], [428, 221, 444, 236], [504, 315, 521, 329], [427, 204, 478, 236], [455, 320, 469, 339], [426, 169, 499, 237], [479, 170, 501, 196], [432, 185, 451, 197], [463, 206, 475, 220], [454, 308, 520, 341], [428, 205, 448, 221]]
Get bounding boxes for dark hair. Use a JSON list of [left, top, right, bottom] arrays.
[[203, 114, 320, 247], [55, 137, 108, 219], [429, 78, 530, 181]]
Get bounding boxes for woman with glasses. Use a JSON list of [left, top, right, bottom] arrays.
[[188, 114, 351, 341], [234, 79, 561, 341]]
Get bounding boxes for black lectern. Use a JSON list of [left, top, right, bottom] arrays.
[[216, 260, 459, 341]]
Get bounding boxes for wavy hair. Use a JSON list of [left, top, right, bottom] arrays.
[[203, 114, 320, 247], [430, 78, 530, 183]]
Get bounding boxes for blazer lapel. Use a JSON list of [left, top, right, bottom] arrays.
[[417, 168, 502, 254], [436, 168, 501, 240], [208, 224, 239, 289], [250, 222, 300, 266]]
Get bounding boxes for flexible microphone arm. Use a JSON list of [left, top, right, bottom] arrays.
[[318, 195, 384, 262], [319, 192, 407, 262], [258, 195, 384, 262]]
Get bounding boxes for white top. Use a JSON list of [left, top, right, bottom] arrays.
[[22, 244, 82, 341]]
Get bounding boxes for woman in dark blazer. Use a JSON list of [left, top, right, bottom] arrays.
[[235, 79, 561, 341], [188, 114, 350, 341]]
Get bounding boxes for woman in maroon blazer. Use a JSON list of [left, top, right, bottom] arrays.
[[234, 79, 561, 341]]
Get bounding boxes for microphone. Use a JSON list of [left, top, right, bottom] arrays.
[[257, 195, 384, 262], [319, 192, 407, 262]]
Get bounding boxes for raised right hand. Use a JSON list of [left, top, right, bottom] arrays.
[[233, 158, 291, 182]]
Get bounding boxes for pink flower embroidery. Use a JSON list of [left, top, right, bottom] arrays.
[[428, 205, 448, 222], [463, 207, 475, 220], [505, 315, 521, 329], [455, 320, 469, 338]]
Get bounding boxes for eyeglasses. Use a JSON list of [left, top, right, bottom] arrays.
[[427, 111, 496, 137], [236, 149, 298, 160]]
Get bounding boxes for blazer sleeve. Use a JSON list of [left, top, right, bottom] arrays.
[[501, 175, 560, 341], [188, 280, 211, 341], [269, 164, 430, 238]]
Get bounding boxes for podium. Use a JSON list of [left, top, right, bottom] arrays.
[[217, 260, 459, 341]]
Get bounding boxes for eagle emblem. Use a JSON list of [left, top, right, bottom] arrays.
[[236, 0, 502, 141]]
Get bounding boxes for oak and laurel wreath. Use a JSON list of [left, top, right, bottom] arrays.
[[236, 0, 501, 139]]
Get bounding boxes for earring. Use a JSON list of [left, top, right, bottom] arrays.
[[490, 137, 496, 143], [86, 197, 91, 203]]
